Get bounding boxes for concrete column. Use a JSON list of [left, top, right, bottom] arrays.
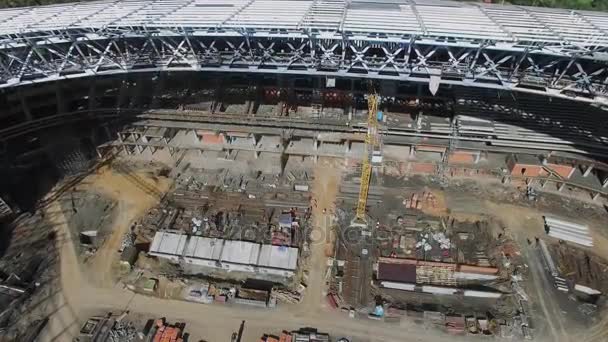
[[245, 100, 253, 115], [592, 192, 601, 201], [501, 176, 511, 184], [151, 73, 167, 108], [88, 81, 98, 111], [540, 179, 547, 188], [18, 91, 32, 121], [314, 155, 318, 163], [416, 111, 423, 130], [56, 84, 66, 114], [583, 164, 594, 177], [603, 178, 608, 188], [254, 151, 259, 159], [115, 78, 129, 109], [130, 74, 147, 108], [313, 139, 318, 150], [251, 134, 257, 146], [409, 146, 416, 158], [566, 167, 576, 180], [557, 182, 566, 192], [192, 130, 198, 144], [344, 141, 351, 153], [277, 74, 286, 116], [473, 151, 481, 164]]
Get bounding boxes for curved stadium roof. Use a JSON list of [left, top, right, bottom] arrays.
[[0, 0, 607, 48]]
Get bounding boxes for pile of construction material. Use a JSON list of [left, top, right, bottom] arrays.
[[272, 288, 302, 304], [150, 318, 185, 342], [544, 216, 593, 247], [538, 239, 569, 292], [77, 312, 138, 342], [120, 231, 135, 252], [260, 328, 330, 342], [403, 191, 437, 210]]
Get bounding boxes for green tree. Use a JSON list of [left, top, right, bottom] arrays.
[[509, 0, 607, 11]]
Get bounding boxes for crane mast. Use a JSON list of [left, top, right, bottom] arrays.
[[355, 91, 380, 223]]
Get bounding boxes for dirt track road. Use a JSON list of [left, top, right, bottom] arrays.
[[34, 162, 605, 342], [298, 160, 341, 312], [36, 161, 462, 342], [521, 240, 569, 342]]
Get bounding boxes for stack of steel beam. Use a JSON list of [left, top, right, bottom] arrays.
[[544, 216, 593, 247]]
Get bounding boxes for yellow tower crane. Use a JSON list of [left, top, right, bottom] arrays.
[[354, 91, 380, 224]]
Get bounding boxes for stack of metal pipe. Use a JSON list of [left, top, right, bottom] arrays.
[[544, 216, 593, 247]]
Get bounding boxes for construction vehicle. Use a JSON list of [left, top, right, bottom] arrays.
[[353, 88, 381, 226]]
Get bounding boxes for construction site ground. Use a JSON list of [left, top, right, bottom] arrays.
[[2, 155, 608, 342]]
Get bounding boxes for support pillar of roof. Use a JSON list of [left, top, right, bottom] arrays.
[[103, 124, 112, 141], [129, 74, 147, 108], [151, 73, 167, 109], [115, 77, 129, 109], [18, 90, 32, 121], [88, 80, 98, 112], [56, 83, 66, 114], [212, 77, 223, 114], [583, 164, 594, 177]]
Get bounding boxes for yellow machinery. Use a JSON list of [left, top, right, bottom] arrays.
[[355, 92, 379, 223]]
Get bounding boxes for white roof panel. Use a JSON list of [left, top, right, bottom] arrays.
[[417, 5, 510, 40], [220, 240, 260, 265], [225, 0, 313, 30], [32, 1, 115, 31], [153, 0, 250, 28], [0, 0, 606, 47], [150, 231, 188, 256], [183, 236, 223, 260], [343, 4, 421, 35], [258, 244, 298, 270]]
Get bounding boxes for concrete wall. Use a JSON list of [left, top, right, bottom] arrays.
[[410, 162, 436, 174], [509, 163, 545, 177], [149, 252, 180, 263], [197, 132, 225, 144], [448, 150, 479, 165], [222, 262, 255, 273], [546, 163, 575, 179], [258, 267, 295, 277], [184, 257, 218, 268]]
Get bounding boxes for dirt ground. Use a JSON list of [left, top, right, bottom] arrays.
[[80, 164, 172, 288], [298, 158, 342, 312], [34, 156, 470, 342], [15, 158, 608, 342]]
